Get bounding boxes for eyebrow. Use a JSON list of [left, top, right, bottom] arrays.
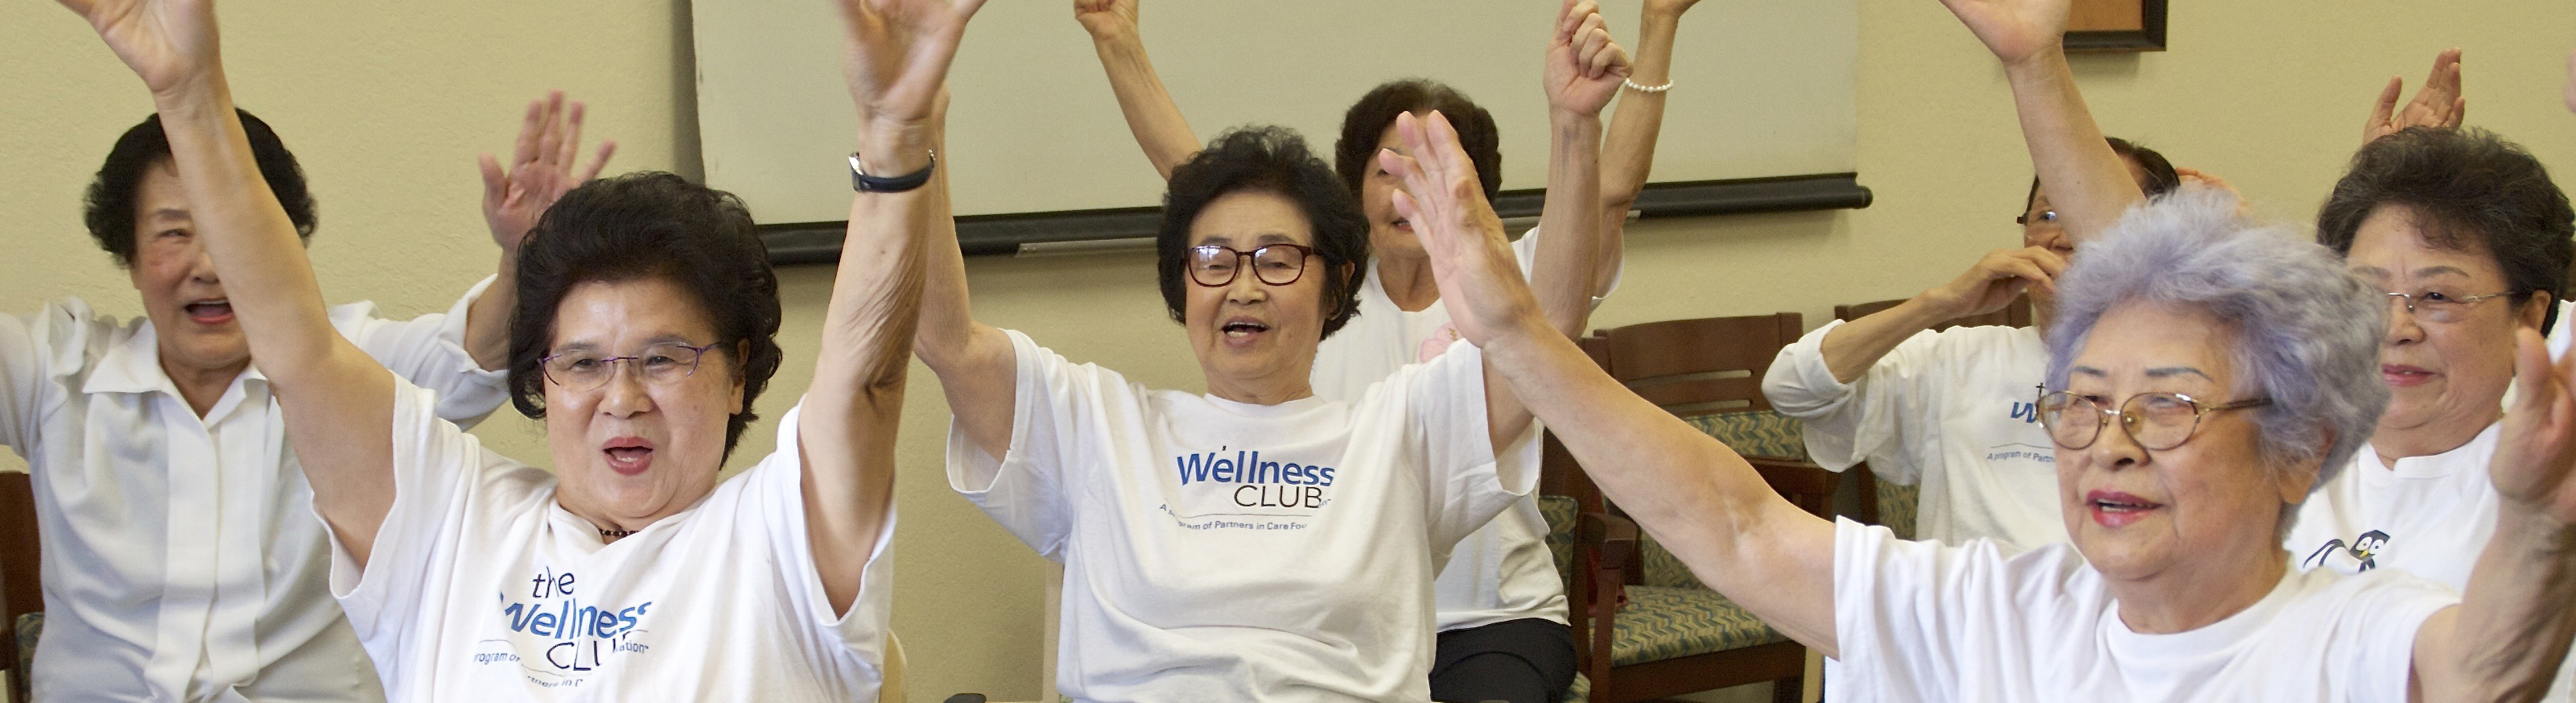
[[2067, 365, 2213, 382], [148, 208, 189, 223], [548, 334, 707, 355], [2348, 265, 2473, 282], [1196, 232, 1302, 248]]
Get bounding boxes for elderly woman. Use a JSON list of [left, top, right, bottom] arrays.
[[1070, 2, 1663, 697], [49, 0, 972, 697], [1384, 98, 2576, 699]]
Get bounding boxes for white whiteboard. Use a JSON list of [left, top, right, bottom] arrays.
[[692, 0, 1857, 225]]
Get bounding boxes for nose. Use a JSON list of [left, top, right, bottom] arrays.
[[184, 241, 221, 285], [2087, 407, 2148, 470], [2382, 296, 2422, 346], [1224, 267, 1268, 304], [596, 363, 655, 420]]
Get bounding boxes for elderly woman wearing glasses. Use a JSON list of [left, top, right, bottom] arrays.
[[50, 0, 983, 697], [1381, 92, 2576, 699]]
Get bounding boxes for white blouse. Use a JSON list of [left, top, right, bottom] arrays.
[[0, 279, 508, 703]]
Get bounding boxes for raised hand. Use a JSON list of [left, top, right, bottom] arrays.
[[1379, 111, 1535, 347], [1915, 246, 2062, 320], [478, 92, 616, 256], [2363, 48, 2465, 146], [1073, 0, 1138, 41], [2496, 328, 2576, 526], [1544, 0, 1631, 118], [1935, 0, 2071, 69], [57, 0, 221, 98], [833, 0, 987, 153]]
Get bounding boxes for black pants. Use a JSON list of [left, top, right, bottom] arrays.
[[1428, 617, 1577, 703]]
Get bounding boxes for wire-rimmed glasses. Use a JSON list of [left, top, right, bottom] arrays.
[[540, 341, 720, 393], [2035, 387, 2269, 451]]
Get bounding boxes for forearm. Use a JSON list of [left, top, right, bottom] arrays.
[[152, 81, 346, 378], [1529, 114, 1605, 338], [2431, 507, 2576, 702], [1599, 8, 1681, 213], [1819, 299, 1947, 383], [1089, 32, 1200, 181], [2001, 52, 2141, 244], [463, 256, 517, 370]]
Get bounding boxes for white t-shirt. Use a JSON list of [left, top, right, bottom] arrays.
[[1831, 519, 2455, 702], [0, 281, 508, 703], [2285, 424, 2576, 701], [1763, 321, 2067, 549], [330, 379, 893, 701], [950, 329, 1538, 702], [1312, 227, 1612, 631]]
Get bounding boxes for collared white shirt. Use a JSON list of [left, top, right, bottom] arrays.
[[0, 278, 508, 702]]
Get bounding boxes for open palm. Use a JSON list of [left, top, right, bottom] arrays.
[[2495, 329, 2576, 524], [1935, 0, 2069, 67], [835, 0, 988, 131], [1380, 112, 1530, 348], [59, 0, 220, 96]]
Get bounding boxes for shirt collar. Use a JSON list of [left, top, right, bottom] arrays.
[[80, 318, 266, 398]]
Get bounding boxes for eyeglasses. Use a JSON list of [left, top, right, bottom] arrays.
[[2382, 290, 2512, 324], [2035, 387, 2269, 451], [1187, 243, 1316, 287], [540, 341, 720, 393], [2015, 209, 2059, 226]]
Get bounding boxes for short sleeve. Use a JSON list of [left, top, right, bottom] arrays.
[[334, 276, 509, 428], [2325, 574, 2456, 703], [946, 329, 1123, 561], [732, 403, 895, 683], [1762, 320, 1951, 484], [1511, 225, 1619, 310], [1395, 340, 1539, 549], [327, 375, 545, 640]]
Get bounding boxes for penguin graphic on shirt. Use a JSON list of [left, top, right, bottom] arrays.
[[2301, 529, 2391, 573]]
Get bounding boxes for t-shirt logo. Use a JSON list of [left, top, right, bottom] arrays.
[[1164, 446, 1339, 531], [2300, 529, 2391, 573], [478, 565, 656, 688], [2009, 399, 2040, 424]]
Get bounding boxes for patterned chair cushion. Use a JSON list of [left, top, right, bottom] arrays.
[[1537, 494, 1580, 584], [15, 610, 39, 680], [1684, 411, 1808, 461], [1564, 672, 1590, 703], [1639, 535, 1700, 589], [1609, 585, 1784, 666], [1876, 480, 1920, 541]]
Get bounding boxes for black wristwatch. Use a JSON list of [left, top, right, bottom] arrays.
[[849, 150, 937, 193]]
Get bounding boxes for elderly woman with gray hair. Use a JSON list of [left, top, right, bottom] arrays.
[[1373, 94, 2576, 700]]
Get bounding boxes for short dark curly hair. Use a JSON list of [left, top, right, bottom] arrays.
[[1334, 80, 1502, 204], [1159, 126, 1371, 339], [84, 110, 317, 267], [2317, 126, 2574, 333], [506, 172, 785, 460], [2020, 137, 2182, 217]]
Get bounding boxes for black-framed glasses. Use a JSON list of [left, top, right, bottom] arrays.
[[2381, 290, 2512, 324], [2015, 209, 2059, 226], [540, 341, 721, 393], [2035, 387, 2269, 451], [1187, 243, 1316, 287]]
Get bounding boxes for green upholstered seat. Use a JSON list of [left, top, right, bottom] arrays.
[[1876, 480, 1920, 541], [1608, 585, 1784, 666], [1683, 411, 1807, 461], [14, 610, 38, 680], [1538, 494, 1580, 581]]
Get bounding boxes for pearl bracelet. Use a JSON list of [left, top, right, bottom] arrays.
[[1622, 78, 1673, 93]]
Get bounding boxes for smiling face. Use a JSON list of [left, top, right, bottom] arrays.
[[542, 277, 744, 529], [2345, 204, 2546, 456], [1182, 190, 1330, 402], [126, 160, 252, 378], [2057, 301, 2314, 584]]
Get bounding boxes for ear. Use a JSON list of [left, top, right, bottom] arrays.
[[2517, 290, 2554, 330], [2274, 428, 2335, 507]]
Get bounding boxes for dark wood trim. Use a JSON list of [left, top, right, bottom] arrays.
[[760, 172, 1872, 265], [2064, 0, 2167, 52]]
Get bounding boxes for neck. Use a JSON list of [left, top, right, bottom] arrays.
[[2104, 544, 2289, 635], [157, 354, 247, 418], [1205, 368, 1315, 406], [562, 501, 665, 544], [1373, 251, 1441, 312], [2371, 409, 2500, 463]]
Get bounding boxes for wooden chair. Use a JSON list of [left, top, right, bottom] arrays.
[[1828, 296, 2035, 540], [0, 472, 40, 703], [1556, 313, 1839, 703]]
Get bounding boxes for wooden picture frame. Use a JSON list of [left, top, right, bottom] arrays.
[[2064, 0, 2167, 52]]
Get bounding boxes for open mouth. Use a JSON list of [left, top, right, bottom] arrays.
[[601, 437, 656, 477], [2380, 364, 2435, 387], [1390, 217, 1413, 232], [183, 299, 234, 325], [2086, 490, 2164, 527], [1220, 318, 1272, 347]]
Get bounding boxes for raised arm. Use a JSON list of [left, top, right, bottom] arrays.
[[1588, 0, 1698, 296], [1527, 0, 1627, 337], [2410, 329, 2576, 703], [804, 0, 986, 613], [1937, 0, 2141, 245], [468, 91, 615, 370], [59, 0, 403, 563], [2362, 48, 2464, 147], [1817, 246, 2061, 382], [1386, 109, 1838, 654], [1075, 0, 1200, 180], [910, 77, 1017, 464]]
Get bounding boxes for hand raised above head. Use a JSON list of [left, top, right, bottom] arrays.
[[1072, 0, 1138, 41], [1935, 0, 2071, 70], [2363, 48, 2465, 146], [2496, 328, 2576, 527], [57, 0, 222, 99], [833, 0, 987, 158], [1545, 0, 1632, 118], [1379, 111, 1535, 347], [480, 91, 617, 255]]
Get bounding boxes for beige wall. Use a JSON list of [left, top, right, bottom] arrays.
[[4, 1, 2573, 701]]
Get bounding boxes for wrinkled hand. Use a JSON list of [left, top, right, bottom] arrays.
[[2494, 329, 2576, 527], [480, 92, 616, 256], [1073, 0, 1137, 41], [2364, 48, 2464, 146], [1935, 0, 2071, 70], [1917, 246, 2062, 320], [1544, 0, 1631, 118], [835, 0, 987, 147], [1379, 111, 1535, 348], [57, 0, 220, 98]]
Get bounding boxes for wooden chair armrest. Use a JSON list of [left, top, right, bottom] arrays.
[[1742, 455, 1840, 520]]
